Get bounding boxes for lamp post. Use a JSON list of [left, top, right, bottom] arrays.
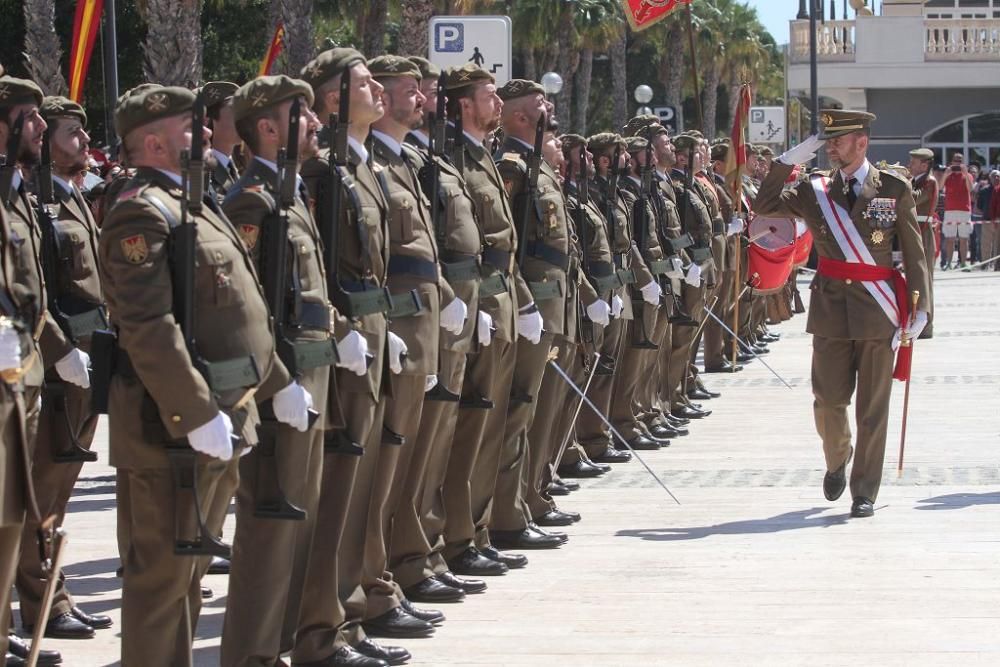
[[809, 0, 819, 134], [541, 71, 563, 98], [634, 84, 654, 117]]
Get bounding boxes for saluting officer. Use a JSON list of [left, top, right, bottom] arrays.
[[907, 147, 938, 338]]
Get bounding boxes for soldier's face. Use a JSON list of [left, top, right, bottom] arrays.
[[346, 64, 384, 126], [2, 104, 47, 166], [294, 99, 321, 161], [654, 134, 674, 166], [825, 131, 866, 169], [50, 117, 91, 173], [418, 78, 440, 124], [908, 157, 928, 176], [542, 132, 562, 169], [468, 83, 502, 133], [382, 76, 426, 131]]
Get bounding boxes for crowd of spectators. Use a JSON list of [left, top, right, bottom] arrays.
[[932, 153, 1000, 271]]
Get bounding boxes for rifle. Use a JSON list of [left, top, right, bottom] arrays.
[[629, 144, 657, 349], [167, 92, 259, 558], [516, 112, 545, 268], [254, 97, 323, 520], [0, 112, 24, 206], [450, 107, 464, 174], [567, 148, 595, 347], [35, 129, 100, 464]]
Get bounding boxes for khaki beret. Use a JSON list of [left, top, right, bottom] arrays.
[[443, 64, 494, 91], [0, 76, 43, 108], [687, 130, 704, 140], [636, 122, 669, 141], [41, 96, 87, 126], [232, 75, 314, 123], [624, 136, 649, 153], [621, 114, 659, 137], [201, 81, 238, 110], [368, 55, 422, 80], [818, 108, 876, 139], [909, 148, 934, 161], [587, 132, 625, 154], [560, 133, 586, 152], [496, 79, 544, 101], [672, 134, 698, 151], [710, 142, 729, 162], [759, 146, 775, 158], [407, 56, 440, 81], [114, 85, 195, 139], [300, 48, 365, 90]]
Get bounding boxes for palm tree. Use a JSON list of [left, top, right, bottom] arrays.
[[278, 0, 316, 74], [360, 0, 388, 56], [23, 0, 67, 94], [399, 0, 435, 56], [609, 32, 628, 131], [142, 0, 204, 85], [572, 0, 625, 135]]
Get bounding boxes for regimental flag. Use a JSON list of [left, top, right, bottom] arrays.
[[68, 0, 104, 102], [259, 22, 286, 77], [621, 0, 692, 32], [725, 82, 752, 194]]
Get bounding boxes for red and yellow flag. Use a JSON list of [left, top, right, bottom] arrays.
[[621, 0, 692, 32], [68, 0, 104, 102], [259, 22, 286, 77], [725, 83, 752, 192]]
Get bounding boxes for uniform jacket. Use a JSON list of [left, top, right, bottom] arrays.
[[99, 167, 290, 469], [210, 154, 240, 203], [755, 160, 929, 340], [671, 168, 716, 281], [911, 172, 939, 222], [713, 171, 743, 273]]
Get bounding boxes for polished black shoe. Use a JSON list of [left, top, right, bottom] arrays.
[[353, 638, 410, 666], [686, 387, 714, 400], [534, 509, 580, 527], [736, 351, 755, 362], [553, 477, 579, 491], [547, 481, 571, 496], [293, 645, 388, 666], [436, 570, 486, 594], [649, 423, 678, 440], [528, 523, 568, 542], [850, 496, 874, 518], [403, 575, 465, 603], [362, 607, 435, 639], [6, 635, 61, 665], [751, 344, 769, 354], [399, 597, 445, 625], [663, 413, 689, 427], [823, 447, 853, 502], [617, 435, 659, 451], [24, 612, 95, 639], [69, 606, 112, 630], [447, 547, 509, 576], [207, 555, 230, 575], [557, 460, 605, 478], [591, 445, 631, 463], [694, 384, 722, 399], [480, 545, 528, 569], [490, 526, 563, 550], [672, 405, 710, 420], [202, 586, 213, 599], [703, 361, 742, 374]]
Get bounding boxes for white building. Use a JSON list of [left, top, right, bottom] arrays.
[[787, 0, 1000, 167]]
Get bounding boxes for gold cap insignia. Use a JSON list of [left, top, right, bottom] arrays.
[[821, 113, 834, 127]]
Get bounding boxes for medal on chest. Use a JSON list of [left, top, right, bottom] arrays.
[[863, 197, 897, 229]]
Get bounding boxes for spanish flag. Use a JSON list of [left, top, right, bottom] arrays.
[[724, 82, 752, 193], [259, 23, 285, 77], [622, 0, 692, 32], [68, 0, 104, 102]]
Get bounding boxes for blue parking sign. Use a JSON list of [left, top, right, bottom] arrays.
[[435, 23, 464, 52]]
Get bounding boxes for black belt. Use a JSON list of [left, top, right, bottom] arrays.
[[669, 234, 694, 253], [589, 261, 615, 277], [441, 258, 481, 282], [290, 301, 330, 331], [712, 218, 725, 235], [115, 347, 259, 393], [62, 305, 108, 340], [524, 242, 570, 271], [482, 247, 512, 275], [336, 279, 392, 317], [388, 255, 439, 281], [528, 279, 562, 301], [479, 271, 508, 298], [388, 289, 426, 318], [689, 247, 713, 263]]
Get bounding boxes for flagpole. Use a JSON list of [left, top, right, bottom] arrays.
[[101, 0, 119, 158], [730, 83, 747, 368], [684, 2, 704, 132]]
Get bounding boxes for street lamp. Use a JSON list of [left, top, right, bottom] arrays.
[[541, 72, 564, 96], [634, 84, 654, 117]]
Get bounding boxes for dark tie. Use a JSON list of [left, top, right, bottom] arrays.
[[846, 177, 858, 209]]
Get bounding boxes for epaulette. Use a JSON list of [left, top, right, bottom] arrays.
[[878, 168, 908, 185], [115, 181, 149, 203]]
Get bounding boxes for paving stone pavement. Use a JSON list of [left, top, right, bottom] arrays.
[[23, 269, 1000, 666]]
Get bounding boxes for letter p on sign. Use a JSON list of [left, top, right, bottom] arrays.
[[435, 23, 464, 52]]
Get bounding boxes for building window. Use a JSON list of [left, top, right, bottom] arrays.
[[924, 112, 1000, 169]]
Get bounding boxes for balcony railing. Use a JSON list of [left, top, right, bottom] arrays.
[[925, 19, 1000, 60], [790, 20, 856, 63]]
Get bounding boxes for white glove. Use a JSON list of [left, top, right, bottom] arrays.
[[666, 256, 685, 280], [905, 310, 928, 340], [586, 299, 611, 327], [517, 309, 544, 345], [187, 412, 234, 461], [440, 298, 467, 335], [477, 310, 493, 347], [727, 216, 744, 237], [425, 374, 438, 391], [273, 381, 313, 432], [388, 331, 408, 374], [640, 280, 662, 305], [685, 262, 702, 287], [55, 348, 91, 389], [778, 134, 824, 166], [611, 295, 624, 318], [336, 330, 369, 376], [0, 325, 20, 372]]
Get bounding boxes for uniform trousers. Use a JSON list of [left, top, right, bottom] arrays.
[[703, 269, 735, 368], [667, 283, 704, 409], [576, 317, 625, 458], [1, 384, 27, 658], [608, 304, 657, 443], [637, 307, 670, 425], [920, 222, 937, 336], [811, 335, 895, 501]]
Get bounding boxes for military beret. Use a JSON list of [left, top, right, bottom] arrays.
[[368, 55, 422, 81], [560, 133, 587, 152], [40, 96, 87, 126], [300, 48, 365, 90], [687, 130, 705, 140], [114, 85, 195, 139], [443, 64, 494, 91], [232, 75, 314, 123], [201, 81, 238, 110], [759, 146, 775, 158], [624, 136, 649, 153], [710, 142, 729, 162], [909, 147, 934, 161], [407, 56, 440, 81], [496, 79, 544, 101], [818, 108, 876, 139], [672, 134, 698, 151], [621, 114, 659, 137], [0, 76, 43, 108], [636, 122, 669, 141], [587, 132, 625, 154]]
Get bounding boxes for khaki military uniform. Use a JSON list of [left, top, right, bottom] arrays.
[[754, 160, 929, 501], [219, 158, 333, 667], [99, 167, 290, 667], [210, 153, 240, 202], [911, 172, 937, 336]]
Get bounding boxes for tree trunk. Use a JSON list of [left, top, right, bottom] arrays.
[[610, 33, 627, 132], [662, 21, 685, 109], [280, 0, 316, 75], [398, 0, 434, 56], [727, 70, 742, 130], [143, 0, 203, 86], [702, 63, 720, 139], [521, 47, 537, 82], [574, 48, 592, 135], [23, 0, 67, 95], [363, 0, 388, 57], [552, 6, 578, 131]]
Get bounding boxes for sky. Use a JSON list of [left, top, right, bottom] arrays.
[[746, 0, 795, 45]]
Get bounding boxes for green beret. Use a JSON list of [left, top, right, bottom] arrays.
[[496, 79, 544, 101], [232, 75, 314, 123], [0, 76, 43, 108], [621, 114, 659, 137], [444, 64, 494, 91], [368, 55, 421, 81], [687, 130, 704, 140], [710, 141, 729, 162], [587, 132, 625, 155], [909, 147, 934, 161], [407, 56, 440, 81], [624, 136, 649, 154], [560, 133, 586, 152], [759, 146, 775, 158], [300, 48, 365, 90], [636, 123, 668, 141], [672, 134, 698, 151], [40, 96, 87, 127], [114, 85, 195, 139], [201, 81, 238, 110], [818, 108, 876, 139]]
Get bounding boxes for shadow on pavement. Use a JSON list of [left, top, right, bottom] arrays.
[[915, 491, 1000, 510], [615, 507, 849, 541]]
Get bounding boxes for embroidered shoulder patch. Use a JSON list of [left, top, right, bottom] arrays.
[[238, 224, 260, 250], [120, 234, 148, 264]]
